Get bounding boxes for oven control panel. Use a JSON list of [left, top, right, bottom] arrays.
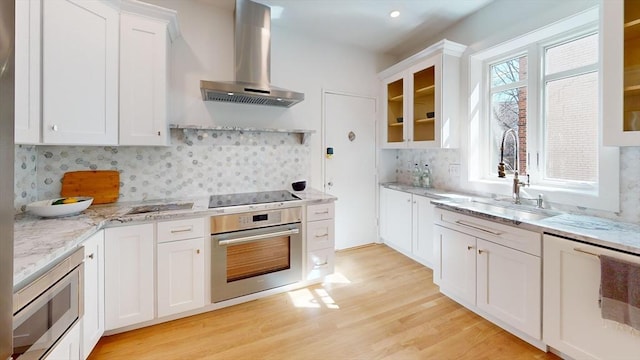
[[211, 207, 302, 234]]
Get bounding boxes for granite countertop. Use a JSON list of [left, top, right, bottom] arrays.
[[14, 188, 336, 290], [381, 182, 640, 256]]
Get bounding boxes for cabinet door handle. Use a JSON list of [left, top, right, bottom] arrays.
[[455, 220, 503, 236], [467, 245, 474, 251], [52, 124, 58, 131], [196, 249, 200, 254], [170, 226, 193, 234], [87, 253, 94, 259], [478, 249, 485, 255], [157, 131, 161, 136]]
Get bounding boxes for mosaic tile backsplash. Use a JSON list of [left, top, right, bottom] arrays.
[[14, 129, 310, 213], [395, 147, 640, 224]]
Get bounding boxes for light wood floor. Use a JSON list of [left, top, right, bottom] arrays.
[[89, 244, 559, 359]]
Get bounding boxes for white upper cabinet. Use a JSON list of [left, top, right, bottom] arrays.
[[15, 0, 41, 144], [602, 0, 640, 146], [119, 3, 179, 146], [379, 40, 466, 149], [42, 0, 119, 145]]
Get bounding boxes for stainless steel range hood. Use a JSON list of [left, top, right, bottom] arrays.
[[200, 0, 304, 107]]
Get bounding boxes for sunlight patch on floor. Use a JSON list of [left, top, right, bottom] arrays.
[[288, 287, 340, 309], [322, 272, 351, 284]]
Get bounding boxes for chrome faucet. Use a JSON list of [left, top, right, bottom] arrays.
[[513, 171, 529, 204]]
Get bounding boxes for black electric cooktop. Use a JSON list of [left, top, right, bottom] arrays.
[[208, 190, 301, 208]]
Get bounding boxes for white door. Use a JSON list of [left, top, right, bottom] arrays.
[[157, 238, 205, 318], [324, 92, 377, 250], [476, 238, 541, 339], [104, 224, 155, 330]]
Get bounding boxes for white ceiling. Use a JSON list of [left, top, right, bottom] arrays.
[[208, 0, 495, 58]]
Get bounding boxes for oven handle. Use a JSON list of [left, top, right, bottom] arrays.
[[216, 228, 300, 246]]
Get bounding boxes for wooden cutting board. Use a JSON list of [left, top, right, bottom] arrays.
[[61, 170, 120, 204]]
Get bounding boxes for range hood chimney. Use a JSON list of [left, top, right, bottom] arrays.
[[200, 0, 304, 107]]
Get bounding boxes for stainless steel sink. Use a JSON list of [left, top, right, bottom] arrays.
[[454, 199, 560, 222], [126, 202, 194, 215]]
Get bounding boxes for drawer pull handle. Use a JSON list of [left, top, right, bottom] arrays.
[[170, 226, 193, 234], [315, 233, 329, 238], [455, 220, 503, 236], [314, 261, 329, 268], [314, 210, 330, 215], [573, 248, 600, 258]]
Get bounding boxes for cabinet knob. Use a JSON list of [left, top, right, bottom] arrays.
[[52, 125, 58, 131], [196, 249, 200, 254], [478, 249, 485, 255], [87, 253, 94, 259], [467, 245, 474, 251]]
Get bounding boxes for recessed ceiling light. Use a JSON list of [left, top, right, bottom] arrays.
[[390, 10, 400, 18]]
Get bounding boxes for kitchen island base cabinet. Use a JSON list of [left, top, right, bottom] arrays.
[[543, 234, 640, 360], [81, 230, 104, 359], [104, 224, 155, 331]]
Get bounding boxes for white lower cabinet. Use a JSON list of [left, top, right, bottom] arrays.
[[157, 218, 205, 317], [543, 234, 640, 359], [81, 230, 104, 359], [434, 209, 542, 345], [380, 187, 436, 267], [476, 238, 540, 339], [46, 321, 81, 360], [433, 224, 476, 303], [104, 224, 155, 330], [306, 203, 336, 280]]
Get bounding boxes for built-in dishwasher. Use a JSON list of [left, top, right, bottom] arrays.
[[210, 207, 303, 302]]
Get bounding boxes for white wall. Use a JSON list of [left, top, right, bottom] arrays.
[[143, 0, 393, 189]]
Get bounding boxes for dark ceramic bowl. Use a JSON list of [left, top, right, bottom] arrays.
[[292, 180, 306, 191]]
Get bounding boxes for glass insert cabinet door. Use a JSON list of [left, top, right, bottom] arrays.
[[603, 0, 640, 146], [624, 1, 640, 133], [386, 77, 404, 143], [413, 66, 436, 142]]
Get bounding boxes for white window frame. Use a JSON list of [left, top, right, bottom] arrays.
[[464, 6, 619, 212]]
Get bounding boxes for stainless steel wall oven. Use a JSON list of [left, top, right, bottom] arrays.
[[211, 207, 302, 302], [12, 247, 84, 359]]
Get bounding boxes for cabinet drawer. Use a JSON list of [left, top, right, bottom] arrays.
[[306, 248, 335, 280], [435, 209, 541, 256], [307, 219, 335, 251], [306, 203, 335, 222], [157, 217, 205, 243]]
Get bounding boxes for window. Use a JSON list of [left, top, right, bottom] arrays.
[[466, 7, 620, 212]]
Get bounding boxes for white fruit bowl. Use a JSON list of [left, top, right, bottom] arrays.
[[27, 197, 93, 217]]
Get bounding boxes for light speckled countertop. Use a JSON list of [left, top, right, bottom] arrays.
[[13, 188, 336, 290], [380, 183, 640, 256]]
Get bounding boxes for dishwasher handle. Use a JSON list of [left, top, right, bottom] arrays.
[[215, 228, 300, 246]]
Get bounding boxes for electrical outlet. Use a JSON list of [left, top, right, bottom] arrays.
[[449, 163, 461, 178]]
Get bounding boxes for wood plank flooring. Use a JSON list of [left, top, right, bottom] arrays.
[[89, 244, 559, 359]]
